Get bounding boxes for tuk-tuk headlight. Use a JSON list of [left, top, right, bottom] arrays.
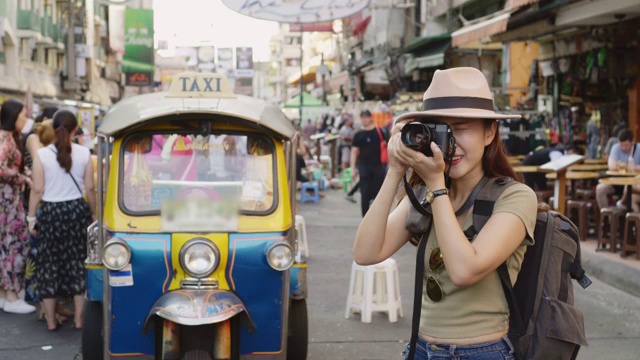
[[266, 243, 294, 271], [102, 238, 131, 271], [180, 239, 220, 278]]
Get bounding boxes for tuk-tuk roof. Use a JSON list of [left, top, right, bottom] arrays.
[[98, 74, 297, 139]]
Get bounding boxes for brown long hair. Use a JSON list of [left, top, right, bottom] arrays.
[[51, 110, 78, 173], [0, 99, 26, 172], [405, 119, 519, 190]]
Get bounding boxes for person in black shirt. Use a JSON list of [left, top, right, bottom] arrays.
[[350, 110, 387, 216], [521, 146, 563, 190]]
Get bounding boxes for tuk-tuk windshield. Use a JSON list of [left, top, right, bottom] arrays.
[[120, 132, 276, 215]]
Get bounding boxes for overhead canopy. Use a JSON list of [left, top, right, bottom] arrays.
[[287, 62, 334, 86], [452, 11, 511, 47], [283, 92, 323, 108]]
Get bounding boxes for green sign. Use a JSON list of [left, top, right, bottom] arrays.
[[123, 9, 154, 86]]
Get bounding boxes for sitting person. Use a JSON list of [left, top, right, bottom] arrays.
[[596, 129, 640, 210]]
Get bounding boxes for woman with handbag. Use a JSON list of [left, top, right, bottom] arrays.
[[0, 99, 37, 314], [353, 68, 538, 359], [27, 110, 96, 331]]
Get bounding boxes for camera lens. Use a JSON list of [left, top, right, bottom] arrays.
[[401, 122, 433, 150]]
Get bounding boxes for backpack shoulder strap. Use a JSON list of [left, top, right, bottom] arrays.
[[471, 177, 518, 234]]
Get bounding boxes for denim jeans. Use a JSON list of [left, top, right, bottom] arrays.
[[401, 336, 515, 359]]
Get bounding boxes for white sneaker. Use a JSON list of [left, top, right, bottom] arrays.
[[616, 200, 626, 209], [3, 299, 36, 314]]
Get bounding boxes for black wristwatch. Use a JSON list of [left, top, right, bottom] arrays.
[[425, 188, 449, 204]]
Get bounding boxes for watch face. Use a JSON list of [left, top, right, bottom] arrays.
[[425, 191, 434, 204]]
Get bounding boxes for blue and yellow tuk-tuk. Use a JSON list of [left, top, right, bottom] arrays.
[[82, 73, 308, 360]]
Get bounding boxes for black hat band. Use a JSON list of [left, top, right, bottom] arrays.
[[422, 97, 494, 112]]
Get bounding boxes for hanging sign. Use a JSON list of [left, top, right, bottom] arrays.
[[221, 0, 370, 23]]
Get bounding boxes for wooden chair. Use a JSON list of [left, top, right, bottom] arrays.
[[575, 189, 598, 236], [567, 200, 591, 241], [621, 212, 640, 259], [597, 207, 626, 252]]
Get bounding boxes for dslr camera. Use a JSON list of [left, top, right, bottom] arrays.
[[400, 121, 454, 157]]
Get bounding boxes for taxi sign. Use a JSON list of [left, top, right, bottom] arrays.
[[166, 72, 236, 99]]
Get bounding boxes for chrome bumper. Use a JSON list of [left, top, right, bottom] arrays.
[[142, 289, 255, 333]]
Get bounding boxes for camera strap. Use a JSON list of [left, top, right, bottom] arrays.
[[402, 174, 487, 217], [405, 175, 488, 360]]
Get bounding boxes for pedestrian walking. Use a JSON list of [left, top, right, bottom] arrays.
[[27, 110, 96, 331], [353, 67, 537, 360], [339, 116, 354, 171], [350, 109, 387, 216], [22, 106, 57, 305], [0, 99, 37, 314]]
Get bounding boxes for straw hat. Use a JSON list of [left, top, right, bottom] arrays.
[[394, 67, 521, 124]]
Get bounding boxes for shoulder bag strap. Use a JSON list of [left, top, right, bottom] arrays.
[[48, 147, 83, 196], [375, 126, 384, 142]]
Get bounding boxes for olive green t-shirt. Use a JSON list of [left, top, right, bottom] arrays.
[[417, 183, 537, 339]]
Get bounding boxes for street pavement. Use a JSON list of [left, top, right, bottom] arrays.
[[1, 187, 639, 359], [301, 188, 640, 360]]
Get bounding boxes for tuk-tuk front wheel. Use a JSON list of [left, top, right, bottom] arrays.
[[287, 299, 308, 360], [82, 300, 104, 360]]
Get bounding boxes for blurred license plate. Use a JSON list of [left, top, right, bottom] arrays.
[[161, 197, 239, 232]]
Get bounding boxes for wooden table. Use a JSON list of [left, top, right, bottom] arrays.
[[538, 154, 585, 215], [569, 164, 608, 172], [599, 176, 640, 212], [508, 155, 525, 165], [546, 171, 601, 199], [513, 165, 540, 173], [545, 171, 601, 180], [584, 158, 607, 164], [605, 171, 637, 177]]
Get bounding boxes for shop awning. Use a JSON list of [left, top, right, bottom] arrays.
[[555, 0, 640, 27], [509, 0, 539, 8], [283, 91, 323, 108], [404, 40, 451, 73], [451, 11, 511, 47], [400, 33, 451, 54], [287, 62, 334, 86], [354, 55, 387, 73], [352, 15, 371, 36]]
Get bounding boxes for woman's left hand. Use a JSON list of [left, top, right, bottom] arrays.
[[27, 216, 38, 237]]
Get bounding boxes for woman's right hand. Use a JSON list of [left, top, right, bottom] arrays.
[[387, 123, 409, 175]]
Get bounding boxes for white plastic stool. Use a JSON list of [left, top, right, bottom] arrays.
[[344, 258, 403, 323], [295, 215, 309, 258]]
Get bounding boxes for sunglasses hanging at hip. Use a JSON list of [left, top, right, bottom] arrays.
[[426, 247, 445, 302]]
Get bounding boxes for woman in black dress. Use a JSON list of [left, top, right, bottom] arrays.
[[27, 110, 96, 331]]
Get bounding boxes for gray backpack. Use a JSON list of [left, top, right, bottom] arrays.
[[405, 177, 592, 360]]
